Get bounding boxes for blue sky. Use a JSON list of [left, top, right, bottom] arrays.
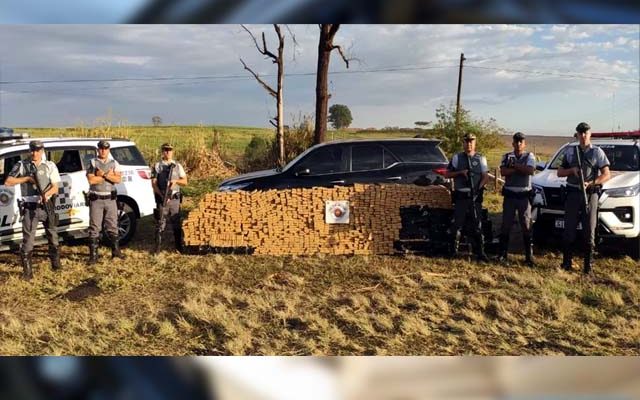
[[0, 24, 638, 135]]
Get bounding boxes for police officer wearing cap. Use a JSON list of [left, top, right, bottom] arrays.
[[557, 122, 611, 274], [86, 140, 125, 263], [5, 140, 62, 279], [498, 132, 537, 267], [444, 133, 490, 262], [151, 143, 188, 254]]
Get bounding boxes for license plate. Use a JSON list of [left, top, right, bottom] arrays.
[[555, 219, 582, 230]]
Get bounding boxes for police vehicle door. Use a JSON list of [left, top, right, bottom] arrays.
[[0, 153, 25, 244], [47, 147, 92, 232]]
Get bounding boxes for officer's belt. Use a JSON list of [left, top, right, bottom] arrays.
[[502, 189, 532, 199], [22, 202, 44, 210], [503, 186, 531, 192], [91, 194, 114, 200]]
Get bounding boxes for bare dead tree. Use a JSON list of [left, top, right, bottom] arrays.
[[314, 24, 350, 145], [240, 24, 286, 167]]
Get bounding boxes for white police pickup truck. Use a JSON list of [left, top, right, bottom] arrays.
[[0, 133, 156, 250], [531, 131, 640, 259]]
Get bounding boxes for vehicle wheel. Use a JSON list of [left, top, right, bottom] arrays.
[[117, 201, 137, 245]]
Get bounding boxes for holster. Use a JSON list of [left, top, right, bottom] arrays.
[[17, 199, 26, 217], [153, 206, 162, 221], [587, 184, 603, 196], [560, 185, 568, 204]]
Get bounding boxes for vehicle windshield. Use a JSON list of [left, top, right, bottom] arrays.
[[547, 144, 639, 172]]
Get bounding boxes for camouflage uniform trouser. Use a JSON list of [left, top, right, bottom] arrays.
[[156, 197, 181, 234], [88, 198, 118, 239], [22, 205, 58, 253], [501, 196, 532, 236]]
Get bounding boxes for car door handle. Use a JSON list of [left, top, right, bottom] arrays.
[[386, 176, 402, 181], [330, 180, 346, 184]]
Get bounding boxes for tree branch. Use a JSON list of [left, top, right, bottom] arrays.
[[330, 45, 350, 69], [239, 58, 276, 98], [241, 24, 277, 61]]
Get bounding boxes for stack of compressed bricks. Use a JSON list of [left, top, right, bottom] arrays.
[[183, 184, 452, 255]]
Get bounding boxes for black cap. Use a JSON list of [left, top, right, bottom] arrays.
[[463, 133, 476, 141], [513, 132, 526, 141], [576, 122, 591, 133], [96, 140, 110, 149], [29, 140, 44, 151], [160, 143, 173, 150]]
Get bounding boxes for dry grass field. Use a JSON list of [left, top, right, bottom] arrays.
[[1, 126, 637, 355], [0, 233, 637, 355]]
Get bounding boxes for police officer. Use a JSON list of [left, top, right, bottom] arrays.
[[557, 122, 611, 274], [86, 140, 125, 264], [444, 133, 490, 262], [498, 132, 536, 266], [5, 140, 61, 280], [151, 143, 188, 254]]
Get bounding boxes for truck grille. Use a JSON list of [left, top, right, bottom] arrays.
[[543, 187, 564, 210]]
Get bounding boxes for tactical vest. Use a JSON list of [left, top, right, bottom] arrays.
[[89, 158, 117, 194], [155, 161, 181, 195], [503, 152, 532, 191], [565, 146, 601, 186], [453, 152, 484, 192], [19, 161, 54, 201]]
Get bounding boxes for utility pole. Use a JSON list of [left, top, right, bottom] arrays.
[[455, 52, 466, 131]]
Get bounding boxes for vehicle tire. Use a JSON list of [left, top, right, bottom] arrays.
[[117, 200, 137, 245]]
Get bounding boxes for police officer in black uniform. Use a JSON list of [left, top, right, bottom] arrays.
[[498, 132, 537, 266], [5, 140, 61, 280], [444, 133, 490, 262], [151, 143, 188, 254], [557, 122, 611, 274], [86, 140, 125, 264]]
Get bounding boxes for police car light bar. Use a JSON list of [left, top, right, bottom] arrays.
[[591, 130, 640, 138]]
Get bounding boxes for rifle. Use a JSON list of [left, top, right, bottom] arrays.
[[30, 164, 59, 226], [574, 146, 590, 217], [155, 163, 176, 226], [465, 153, 481, 234]]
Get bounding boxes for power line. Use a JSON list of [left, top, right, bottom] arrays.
[[0, 63, 457, 86], [465, 64, 639, 84]]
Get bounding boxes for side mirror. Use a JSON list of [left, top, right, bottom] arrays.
[[535, 161, 546, 171], [295, 168, 311, 177]]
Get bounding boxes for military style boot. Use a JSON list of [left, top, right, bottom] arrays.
[[475, 233, 490, 263], [20, 252, 33, 280], [88, 238, 99, 265], [497, 234, 509, 263], [583, 245, 594, 275], [449, 230, 462, 258], [49, 247, 61, 271], [523, 234, 535, 267], [174, 230, 184, 252], [153, 229, 162, 254], [110, 234, 126, 259], [561, 245, 573, 271]]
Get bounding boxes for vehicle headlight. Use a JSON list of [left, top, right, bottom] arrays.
[[218, 182, 252, 192], [605, 183, 640, 198]]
